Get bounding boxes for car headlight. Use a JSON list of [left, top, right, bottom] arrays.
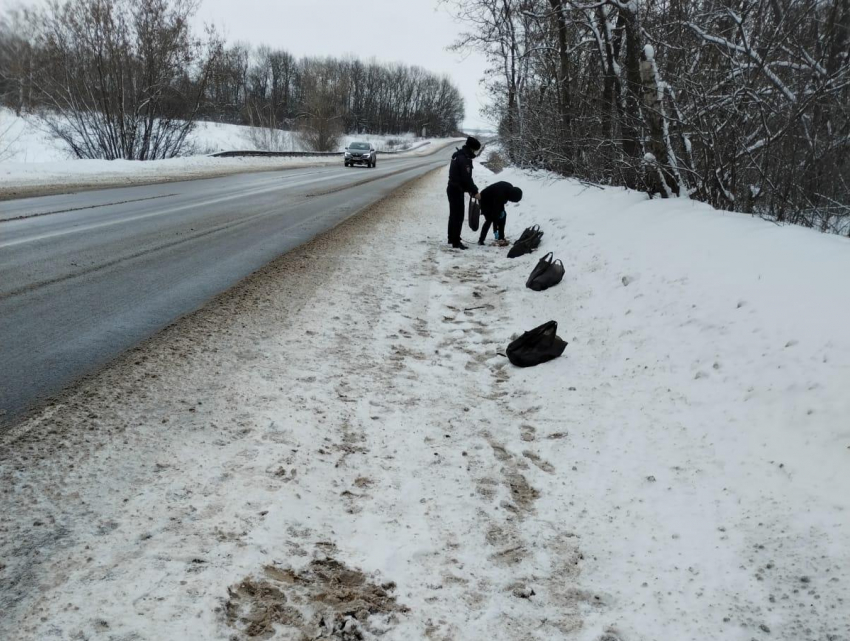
[[345, 152, 351, 157]]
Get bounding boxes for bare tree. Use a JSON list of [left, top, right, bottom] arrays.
[[0, 8, 37, 116], [233, 50, 465, 147], [296, 59, 344, 152], [22, 0, 221, 160]]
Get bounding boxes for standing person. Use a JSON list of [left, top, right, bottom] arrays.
[[446, 137, 482, 250], [478, 181, 523, 246]]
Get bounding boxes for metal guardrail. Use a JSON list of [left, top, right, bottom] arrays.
[[210, 140, 432, 159], [211, 150, 341, 158], [386, 141, 431, 154]]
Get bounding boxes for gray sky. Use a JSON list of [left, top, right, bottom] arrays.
[[193, 0, 493, 131]]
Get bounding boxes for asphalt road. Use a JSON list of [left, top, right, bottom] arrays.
[[0, 146, 455, 427]]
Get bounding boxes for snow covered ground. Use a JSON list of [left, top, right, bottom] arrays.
[[0, 107, 459, 198], [189, 120, 437, 156], [1, 159, 848, 640], [0, 108, 442, 162]]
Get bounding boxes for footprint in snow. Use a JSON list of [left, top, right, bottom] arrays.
[[520, 425, 536, 442]]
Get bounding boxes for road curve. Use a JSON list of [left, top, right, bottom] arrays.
[[0, 147, 455, 426]]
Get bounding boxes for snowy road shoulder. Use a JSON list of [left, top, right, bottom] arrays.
[[1, 162, 848, 640], [0, 154, 347, 200]]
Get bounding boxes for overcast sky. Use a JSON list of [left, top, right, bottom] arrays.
[[193, 0, 493, 131]]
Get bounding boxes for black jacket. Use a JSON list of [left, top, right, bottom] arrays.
[[448, 146, 478, 195], [480, 181, 515, 219]]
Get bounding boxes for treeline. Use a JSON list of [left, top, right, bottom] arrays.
[[450, 0, 850, 234], [0, 0, 465, 160], [206, 46, 466, 147]]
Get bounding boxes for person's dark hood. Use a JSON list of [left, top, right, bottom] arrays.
[[453, 146, 476, 160]]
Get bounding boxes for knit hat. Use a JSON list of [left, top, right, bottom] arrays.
[[466, 136, 482, 151], [509, 186, 523, 202]]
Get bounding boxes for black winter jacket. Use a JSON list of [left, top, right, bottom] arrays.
[[480, 181, 516, 219], [447, 146, 478, 195]]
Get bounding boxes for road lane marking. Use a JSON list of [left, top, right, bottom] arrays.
[[0, 193, 180, 224]]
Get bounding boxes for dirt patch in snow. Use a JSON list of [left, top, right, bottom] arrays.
[[521, 450, 555, 473], [504, 471, 540, 512], [226, 557, 408, 640]]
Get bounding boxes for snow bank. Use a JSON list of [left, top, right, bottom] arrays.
[[471, 165, 850, 640], [0, 154, 341, 190], [190, 120, 441, 155]]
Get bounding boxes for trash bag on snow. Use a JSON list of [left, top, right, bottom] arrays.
[[506, 320, 568, 367], [515, 224, 541, 244], [526, 252, 565, 291], [507, 224, 543, 258], [468, 198, 481, 231]]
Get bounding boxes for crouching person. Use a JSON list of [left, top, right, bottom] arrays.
[[478, 181, 523, 246]]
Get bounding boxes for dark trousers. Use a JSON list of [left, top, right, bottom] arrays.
[[446, 185, 465, 244], [479, 210, 506, 243]]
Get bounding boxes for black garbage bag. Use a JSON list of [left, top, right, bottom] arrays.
[[507, 225, 543, 258], [526, 252, 565, 291], [515, 224, 541, 244], [506, 320, 568, 367], [468, 198, 480, 231]]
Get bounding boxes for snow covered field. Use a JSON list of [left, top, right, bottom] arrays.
[[0, 108, 441, 162], [0, 108, 459, 198], [1, 159, 848, 640]]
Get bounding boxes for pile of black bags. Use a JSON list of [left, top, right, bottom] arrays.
[[503, 224, 569, 367]]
